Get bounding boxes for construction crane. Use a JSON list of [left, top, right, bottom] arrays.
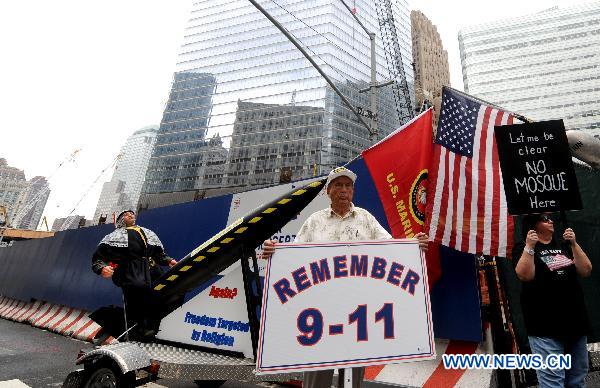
[[62, 152, 122, 219], [10, 149, 80, 229], [40, 216, 49, 232], [374, 0, 413, 124]]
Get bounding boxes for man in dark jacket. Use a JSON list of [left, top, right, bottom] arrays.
[[92, 210, 176, 337]]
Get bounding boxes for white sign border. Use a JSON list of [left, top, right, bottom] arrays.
[[256, 239, 435, 374]]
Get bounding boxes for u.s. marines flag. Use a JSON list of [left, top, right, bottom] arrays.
[[362, 109, 440, 285], [362, 109, 433, 238]]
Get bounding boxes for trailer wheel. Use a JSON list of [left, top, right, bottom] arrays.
[[84, 367, 117, 388], [83, 366, 135, 388]]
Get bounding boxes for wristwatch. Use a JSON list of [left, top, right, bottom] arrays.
[[524, 246, 535, 255]]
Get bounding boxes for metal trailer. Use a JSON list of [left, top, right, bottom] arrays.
[[62, 178, 327, 387], [63, 251, 300, 388], [63, 340, 300, 387]]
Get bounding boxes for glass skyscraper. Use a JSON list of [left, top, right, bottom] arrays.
[[142, 72, 227, 198], [459, 2, 600, 138], [94, 126, 158, 222], [15, 176, 50, 230], [144, 0, 414, 194], [0, 158, 50, 230]]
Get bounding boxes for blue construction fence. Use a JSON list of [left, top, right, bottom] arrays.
[[0, 159, 486, 342]]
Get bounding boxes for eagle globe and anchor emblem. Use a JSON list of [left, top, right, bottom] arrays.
[[409, 169, 428, 226]]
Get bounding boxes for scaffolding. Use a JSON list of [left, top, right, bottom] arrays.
[[374, 0, 413, 124]]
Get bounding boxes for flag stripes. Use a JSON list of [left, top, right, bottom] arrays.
[[427, 88, 515, 257]]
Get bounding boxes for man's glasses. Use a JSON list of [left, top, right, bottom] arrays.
[[539, 214, 553, 223]]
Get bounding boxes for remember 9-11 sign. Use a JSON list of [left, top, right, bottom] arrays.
[[494, 120, 582, 215], [256, 240, 435, 374]]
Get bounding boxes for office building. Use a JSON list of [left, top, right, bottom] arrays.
[[226, 100, 326, 187], [14, 176, 50, 230], [459, 2, 600, 137], [143, 0, 414, 199], [0, 158, 51, 229], [140, 72, 224, 205], [51, 215, 87, 232], [94, 126, 158, 222], [0, 158, 29, 226], [411, 10, 450, 124]]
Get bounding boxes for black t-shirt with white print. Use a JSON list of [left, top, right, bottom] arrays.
[[512, 239, 589, 341]]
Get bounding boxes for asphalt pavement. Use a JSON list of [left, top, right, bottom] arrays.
[[0, 317, 86, 387], [0, 318, 273, 388]]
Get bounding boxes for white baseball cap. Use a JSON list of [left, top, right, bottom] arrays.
[[326, 166, 357, 188]]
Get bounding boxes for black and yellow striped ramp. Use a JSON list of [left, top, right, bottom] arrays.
[[152, 177, 327, 302]]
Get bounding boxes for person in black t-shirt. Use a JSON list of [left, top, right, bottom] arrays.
[[513, 212, 592, 388], [92, 210, 177, 337]]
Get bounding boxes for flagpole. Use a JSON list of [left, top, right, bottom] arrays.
[[445, 86, 533, 123], [338, 108, 435, 171]]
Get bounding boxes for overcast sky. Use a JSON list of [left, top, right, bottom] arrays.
[[0, 0, 592, 227]]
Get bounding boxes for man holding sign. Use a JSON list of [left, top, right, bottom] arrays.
[[263, 166, 429, 388]]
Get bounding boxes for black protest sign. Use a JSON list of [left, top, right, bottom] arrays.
[[494, 120, 582, 215]]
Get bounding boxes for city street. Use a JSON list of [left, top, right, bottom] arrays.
[[0, 317, 84, 387], [0, 318, 269, 388], [1, 0, 600, 387]]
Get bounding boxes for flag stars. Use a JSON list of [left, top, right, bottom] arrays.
[[437, 92, 480, 158], [430, 88, 512, 257]]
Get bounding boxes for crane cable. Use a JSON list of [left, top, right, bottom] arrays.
[[64, 153, 122, 217]]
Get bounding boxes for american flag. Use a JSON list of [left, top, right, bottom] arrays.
[[426, 87, 514, 257]]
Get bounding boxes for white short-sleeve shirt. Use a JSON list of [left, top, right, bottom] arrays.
[[295, 204, 391, 243]]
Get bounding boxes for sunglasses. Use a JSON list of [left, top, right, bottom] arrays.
[[539, 214, 553, 223]]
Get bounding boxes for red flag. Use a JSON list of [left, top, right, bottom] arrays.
[[363, 109, 432, 238], [426, 87, 514, 257], [362, 108, 440, 285]]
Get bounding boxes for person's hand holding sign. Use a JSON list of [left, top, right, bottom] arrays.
[[563, 228, 576, 243], [262, 239, 276, 260], [415, 232, 428, 252], [526, 229, 539, 248]]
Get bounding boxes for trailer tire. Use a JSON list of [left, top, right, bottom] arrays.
[[63, 370, 86, 388], [83, 366, 135, 388]]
